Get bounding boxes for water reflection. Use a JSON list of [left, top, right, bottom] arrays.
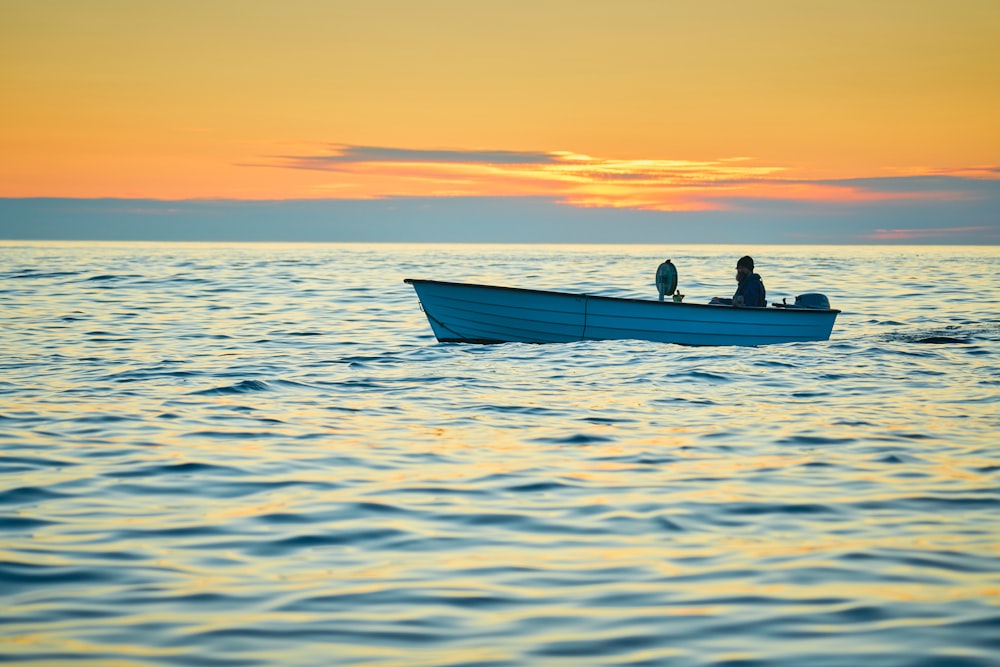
[[1, 241, 997, 666]]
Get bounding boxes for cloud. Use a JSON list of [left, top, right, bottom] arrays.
[[864, 226, 996, 241], [254, 144, 791, 211], [892, 165, 1000, 179], [3, 196, 997, 244], [810, 174, 1000, 198], [276, 144, 560, 167], [247, 143, 1000, 218]]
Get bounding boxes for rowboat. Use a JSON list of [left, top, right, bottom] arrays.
[[404, 279, 840, 346]]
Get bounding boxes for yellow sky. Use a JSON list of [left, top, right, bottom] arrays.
[[1, 0, 998, 203]]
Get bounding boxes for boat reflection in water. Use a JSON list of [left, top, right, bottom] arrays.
[[405, 279, 840, 346]]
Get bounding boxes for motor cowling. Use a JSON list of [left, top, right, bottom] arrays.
[[656, 260, 678, 302], [794, 293, 831, 309]]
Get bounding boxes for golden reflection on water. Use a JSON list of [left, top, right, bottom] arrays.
[[4, 242, 998, 665]]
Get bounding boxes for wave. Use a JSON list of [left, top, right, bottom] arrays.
[[190, 379, 274, 395], [883, 323, 1000, 345]]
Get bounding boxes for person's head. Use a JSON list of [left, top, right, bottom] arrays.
[[736, 255, 754, 281]]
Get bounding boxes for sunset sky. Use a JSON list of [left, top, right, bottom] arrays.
[[2, 0, 998, 243]]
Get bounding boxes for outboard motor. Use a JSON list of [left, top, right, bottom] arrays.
[[656, 259, 678, 302], [794, 293, 831, 310]]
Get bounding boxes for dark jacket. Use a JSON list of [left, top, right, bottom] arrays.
[[734, 272, 766, 307]]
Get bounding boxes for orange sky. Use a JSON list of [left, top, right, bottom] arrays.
[[1, 0, 998, 211]]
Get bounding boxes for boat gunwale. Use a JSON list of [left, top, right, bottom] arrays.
[[403, 278, 842, 315]]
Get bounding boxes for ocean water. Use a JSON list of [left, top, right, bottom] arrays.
[[1, 241, 998, 667]]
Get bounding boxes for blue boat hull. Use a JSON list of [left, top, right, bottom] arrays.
[[405, 279, 840, 346]]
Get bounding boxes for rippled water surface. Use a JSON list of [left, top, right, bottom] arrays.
[[2, 242, 998, 666]]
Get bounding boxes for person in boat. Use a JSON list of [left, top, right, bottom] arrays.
[[711, 255, 766, 307]]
